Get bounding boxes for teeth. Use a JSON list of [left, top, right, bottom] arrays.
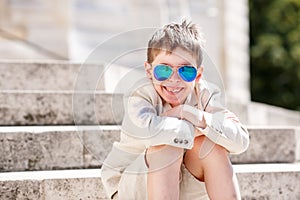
[[165, 87, 181, 93]]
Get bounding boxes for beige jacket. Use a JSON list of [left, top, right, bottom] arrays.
[[101, 78, 249, 199]]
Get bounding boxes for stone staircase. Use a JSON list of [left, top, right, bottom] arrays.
[[0, 61, 300, 199]]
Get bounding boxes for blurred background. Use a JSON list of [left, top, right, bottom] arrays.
[[249, 0, 300, 111], [0, 0, 299, 124]]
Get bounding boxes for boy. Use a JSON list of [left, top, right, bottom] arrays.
[[101, 20, 249, 200]]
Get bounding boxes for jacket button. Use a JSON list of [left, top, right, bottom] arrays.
[[184, 140, 188, 144], [174, 138, 179, 143], [179, 139, 183, 144]]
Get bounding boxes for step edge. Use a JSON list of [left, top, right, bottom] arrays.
[[1, 163, 299, 181]]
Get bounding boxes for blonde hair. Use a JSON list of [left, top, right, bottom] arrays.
[[147, 20, 205, 67]]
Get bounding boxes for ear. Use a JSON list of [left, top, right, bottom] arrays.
[[144, 62, 152, 80], [195, 66, 204, 82]]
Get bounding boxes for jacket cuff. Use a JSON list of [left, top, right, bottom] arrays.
[[201, 112, 223, 143], [170, 120, 194, 149]]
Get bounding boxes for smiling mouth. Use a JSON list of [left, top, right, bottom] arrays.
[[163, 86, 184, 94]]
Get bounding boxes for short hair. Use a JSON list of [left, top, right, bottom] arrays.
[[147, 20, 205, 67]]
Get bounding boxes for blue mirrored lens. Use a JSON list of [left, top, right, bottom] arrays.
[[154, 65, 173, 81], [178, 66, 197, 82]]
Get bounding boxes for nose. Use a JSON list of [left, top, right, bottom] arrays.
[[168, 69, 181, 82]]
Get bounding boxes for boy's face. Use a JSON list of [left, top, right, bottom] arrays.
[[145, 47, 203, 107]]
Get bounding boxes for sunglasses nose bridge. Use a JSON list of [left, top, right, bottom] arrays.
[[168, 68, 181, 82]]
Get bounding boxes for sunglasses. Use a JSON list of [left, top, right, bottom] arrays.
[[153, 64, 197, 82]]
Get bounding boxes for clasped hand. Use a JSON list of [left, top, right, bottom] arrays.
[[161, 105, 206, 137]]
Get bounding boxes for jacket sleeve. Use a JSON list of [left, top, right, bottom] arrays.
[[186, 83, 249, 154], [121, 89, 195, 149]]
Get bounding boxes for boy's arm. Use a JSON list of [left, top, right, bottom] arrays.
[[199, 109, 249, 154], [121, 93, 195, 150], [162, 90, 249, 154], [200, 86, 249, 154]]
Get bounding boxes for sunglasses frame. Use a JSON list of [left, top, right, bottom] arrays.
[[152, 64, 198, 82]]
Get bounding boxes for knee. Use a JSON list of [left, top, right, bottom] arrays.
[[194, 136, 229, 160], [146, 145, 184, 157], [147, 145, 167, 153], [146, 145, 184, 169]]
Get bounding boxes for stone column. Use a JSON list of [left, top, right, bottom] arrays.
[[185, 0, 250, 103], [222, 0, 250, 103], [188, 0, 224, 88]]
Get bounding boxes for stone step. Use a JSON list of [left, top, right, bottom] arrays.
[[0, 126, 299, 172], [230, 126, 300, 164], [0, 60, 105, 91], [0, 163, 299, 199], [0, 126, 119, 172], [234, 163, 300, 199], [0, 60, 145, 94], [1, 90, 299, 129], [0, 91, 123, 125], [227, 101, 300, 127], [1, 61, 299, 127], [0, 169, 105, 200]]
